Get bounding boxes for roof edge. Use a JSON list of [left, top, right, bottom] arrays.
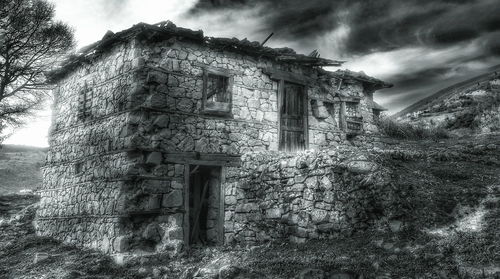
[[45, 21, 345, 84], [321, 69, 393, 90], [371, 101, 388, 111]]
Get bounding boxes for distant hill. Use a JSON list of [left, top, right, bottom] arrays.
[[1, 144, 48, 153], [395, 67, 500, 134], [394, 64, 500, 118], [0, 144, 46, 195]]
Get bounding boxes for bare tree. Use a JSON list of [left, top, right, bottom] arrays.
[[0, 0, 74, 135]]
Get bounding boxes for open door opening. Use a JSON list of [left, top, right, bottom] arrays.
[[188, 165, 222, 246]]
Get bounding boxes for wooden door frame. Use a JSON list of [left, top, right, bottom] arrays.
[[277, 80, 309, 151], [302, 84, 309, 149], [183, 164, 226, 248]]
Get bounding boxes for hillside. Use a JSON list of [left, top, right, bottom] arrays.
[[0, 144, 46, 195], [395, 64, 500, 118], [0, 135, 498, 278], [395, 68, 500, 135]]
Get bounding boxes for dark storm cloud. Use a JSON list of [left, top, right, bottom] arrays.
[[190, 0, 500, 113], [481, 31, 500, 56], [191, 0, 500, 55], [378, 61, 500, 112], [386, 68, 453, 93]]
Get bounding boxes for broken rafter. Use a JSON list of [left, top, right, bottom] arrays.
[[327, 69, 393, 89], [337, 72, 344, 91], [276, 55, 344, 67], [308, 49, 320, 58], [260, 32, 274, 46]]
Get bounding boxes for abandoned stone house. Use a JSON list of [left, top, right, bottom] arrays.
[[35, 22, 392, 258]]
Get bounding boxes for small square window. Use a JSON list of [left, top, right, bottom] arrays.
[[74, 162, 83, 174], [207, 74, 229, 102], [202, 68, 233, 116]]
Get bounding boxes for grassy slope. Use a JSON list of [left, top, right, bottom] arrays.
[[370, 136, 500, 278], [394, 64, 500, 118], [0, 144, 46, 195], [0, 137, 499, 278]]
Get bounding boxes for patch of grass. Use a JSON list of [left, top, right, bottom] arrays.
[[0, 144, 48, 153], [386, 159, 496, 228], [377, 117, 449, 140], [444, 96, 500, 131], [0, 206, 140, 279], [429, 165, 473, 181], [446, 110, 481, 130], [0, 194, 39, 218], [0, 147, 45, 195]]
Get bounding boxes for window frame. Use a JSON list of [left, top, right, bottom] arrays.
[[77, 82, 92, 121], [344, 100, 363, 133], [345, 100, 361, 118], [201, 67, 234, 117]]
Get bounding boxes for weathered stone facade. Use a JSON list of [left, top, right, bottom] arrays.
[[224, 149, 392, 245], [36, 22, 392, 257]]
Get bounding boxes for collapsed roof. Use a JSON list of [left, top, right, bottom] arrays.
[[46, 21, 345, 83], [371, 101, 388, 111], [322, 69, 393, 91]]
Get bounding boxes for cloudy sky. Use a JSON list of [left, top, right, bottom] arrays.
[[4, 0, 500, 146]]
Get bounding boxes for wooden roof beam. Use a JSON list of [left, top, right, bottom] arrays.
[[261, 67, 316, 85]]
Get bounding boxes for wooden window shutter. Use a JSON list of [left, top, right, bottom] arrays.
[[78, 82, 92, 121]]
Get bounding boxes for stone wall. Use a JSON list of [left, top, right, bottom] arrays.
[[36, 39, 144, 254], [223, 148, 392, 245], [117, 157, 187, 255], [51, 40, 140, 130], [127, 39, 284, 153]]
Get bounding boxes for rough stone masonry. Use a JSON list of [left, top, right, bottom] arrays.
[[35, 21, 393, 258]]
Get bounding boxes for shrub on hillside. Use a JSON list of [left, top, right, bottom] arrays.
[[377, 117, 449, 140], [445, 109, 481, 130], [445, 98, 500, 131]]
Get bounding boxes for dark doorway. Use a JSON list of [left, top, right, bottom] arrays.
[[188, 165, 222, 246], [280, 82, 306, 152]]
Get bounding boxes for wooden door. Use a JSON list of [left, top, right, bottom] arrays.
[[279, 82, 306, 152]]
